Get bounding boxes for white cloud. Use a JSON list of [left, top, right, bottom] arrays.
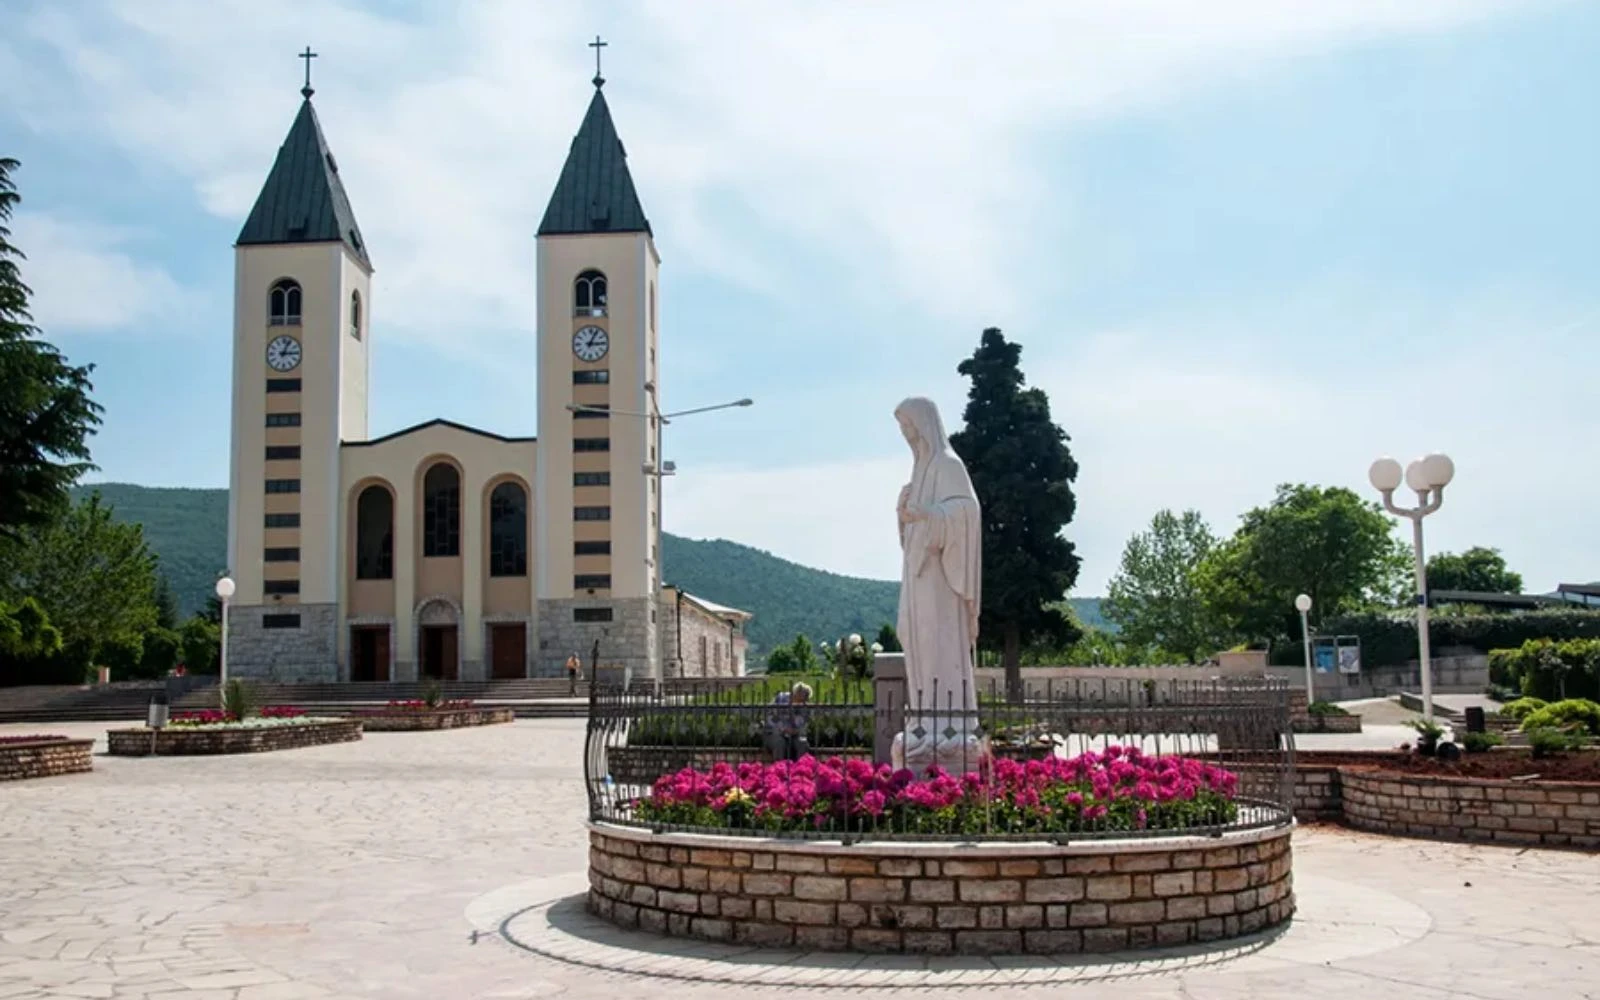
[[10, 212, 191, 334], [2, 0, 1541, 348]]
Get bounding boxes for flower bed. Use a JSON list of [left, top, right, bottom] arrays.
[[354, 707, 514, 732], [169, 706, 304, 727], [637, 748, 1241, 838], [1340, 766, 1600, 849], [107, 718, 362, 756], [0, 737, 94, 781]]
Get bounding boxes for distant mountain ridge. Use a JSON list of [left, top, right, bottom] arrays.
[[68, 483, 1104, 657]]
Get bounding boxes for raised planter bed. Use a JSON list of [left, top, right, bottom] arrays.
[[354, 707, 514, 732], [588, 822, 1294, 955], [1291, 714, 1362, 734], [0, 737, 93, 781], [107, 719, 363, 756], [1340, 764, 1600, 849]]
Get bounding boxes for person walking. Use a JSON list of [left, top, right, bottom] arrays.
[[565, 651, 581, 696]]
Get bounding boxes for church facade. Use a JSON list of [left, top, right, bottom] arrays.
[[222, 71, 749, 683]]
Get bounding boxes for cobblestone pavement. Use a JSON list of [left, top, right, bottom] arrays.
[[3, 720, 1599, 999]]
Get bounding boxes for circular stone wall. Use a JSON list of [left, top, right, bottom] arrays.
[[588, 822, 1293, 955]]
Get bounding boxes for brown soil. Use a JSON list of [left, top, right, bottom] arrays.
[[1357, 750, 1600, 784]]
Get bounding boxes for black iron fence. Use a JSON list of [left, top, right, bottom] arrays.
[[584, 675, 1296, 842]]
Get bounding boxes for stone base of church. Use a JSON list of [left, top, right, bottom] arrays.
[[225, 603, 340, 682], [537, 597, 656, 680]]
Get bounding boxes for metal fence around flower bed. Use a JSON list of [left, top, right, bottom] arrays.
[[584, 676, 1296, 842]]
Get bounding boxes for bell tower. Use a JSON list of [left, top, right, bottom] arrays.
[[225, 61, 373, 680], [534, 61, 661, 681]]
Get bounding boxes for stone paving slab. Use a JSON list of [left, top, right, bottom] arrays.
[[2, 720, 1599, 999]]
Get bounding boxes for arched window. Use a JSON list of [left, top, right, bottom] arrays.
[[350, 290, 362, 340], [574, 270, 607, 317], [488, 481, 528, 577], [269, 279, 302, 326], [422, 463, 460, 557], [355, 485, 393, 580]]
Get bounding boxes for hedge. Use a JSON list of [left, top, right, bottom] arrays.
[[1274, 608, 1600, 668], [1487, 639, 1600, 701]]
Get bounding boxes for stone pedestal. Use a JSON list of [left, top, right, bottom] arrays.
[[872, 652, 906, 766]]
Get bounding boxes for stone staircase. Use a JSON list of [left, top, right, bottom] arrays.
[[0, 681, 217, 724]]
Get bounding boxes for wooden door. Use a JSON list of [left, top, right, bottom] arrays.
[[490, 624, 526, 679], [372, 627, 390, 682], [440, 626, 459, 681]]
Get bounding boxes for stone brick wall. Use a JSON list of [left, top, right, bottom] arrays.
[[538, 597, 655, 680], [660, 593, 745, 679], [226, 603, 340, 682], [0, 739, 93, 781], [356, 708, 514, 731], [588, 824, 1293, 955], [1292, 714, 1362, 733], [107, 719, 363, 756], [1341, 769, 1600, 849]]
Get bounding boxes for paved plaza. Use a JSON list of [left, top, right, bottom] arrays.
[[2, 720, 1598, 999]]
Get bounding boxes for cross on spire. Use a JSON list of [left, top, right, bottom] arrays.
[[298, 46, 318, 99], [588, 35, 607, 88]]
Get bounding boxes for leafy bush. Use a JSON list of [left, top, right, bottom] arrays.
[[1307, 700, 1350, 716], [421, 679, 443, 708], [1519, 699, 1600, 736], [221, 679, 256, 721], [1498, 696, 1548, 722], [1481, 638, 1600, 701], [1527, 726, 1585, 758], [1461, 731, 1503, 754]]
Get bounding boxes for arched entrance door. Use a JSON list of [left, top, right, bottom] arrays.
[[417, 599, 459, 681]]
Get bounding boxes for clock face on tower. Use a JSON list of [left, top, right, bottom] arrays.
[[572, 325, 609, 363], [266, 335, 302, 372]]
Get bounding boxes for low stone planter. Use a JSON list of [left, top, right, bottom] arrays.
[[1291, 714, 1362, 734], [107, 719, 363, 756], [0, 738, 93, 781], [355, 708, 515, 731], [588, 822, 1294, 955], [1341, 768, 1600, 849]]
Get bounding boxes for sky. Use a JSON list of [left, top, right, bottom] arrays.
[[3, 0, 1596, 595]]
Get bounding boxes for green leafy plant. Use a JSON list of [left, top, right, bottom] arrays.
[[1499, 696, 1548, 722], [1407, 717, 1446, 756], [1307, 700, 1350, 717], [1461, 731, 1503, 754], [1527, 726, 1584, 759], [1519, 698, 1600, 737], [221, 678, 256, 722], [422, 679, 443, 709]]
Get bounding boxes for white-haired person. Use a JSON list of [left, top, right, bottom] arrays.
[[763, 682, 813, 761]]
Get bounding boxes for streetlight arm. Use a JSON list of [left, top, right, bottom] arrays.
[[662, 399, 754, 420]]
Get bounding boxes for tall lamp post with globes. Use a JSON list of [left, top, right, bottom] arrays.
[[214, 575, 236, 705], [1367, 452, 1455, 721], [1295, 593, 1313, 706]]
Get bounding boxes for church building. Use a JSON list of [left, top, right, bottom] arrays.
[[222, 57, 750, 683]]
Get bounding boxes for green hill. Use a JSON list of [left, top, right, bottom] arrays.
[[69, 482, 1103, 658]]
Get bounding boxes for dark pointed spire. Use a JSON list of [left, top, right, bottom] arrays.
[[537, 84, 651, 237], [236, 94, 371, 268]]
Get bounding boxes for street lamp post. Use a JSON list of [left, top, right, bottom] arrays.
[[215, 575, 235, 706], [1368, 452, 1455, 721], [1295, 593, 1313, 706], [566, 393, 753, 694]]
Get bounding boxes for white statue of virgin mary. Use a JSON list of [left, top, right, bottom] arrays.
[[890, 397, 986, 776]]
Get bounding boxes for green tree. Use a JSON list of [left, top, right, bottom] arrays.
[[1426, 546, 1523, 596], [1103, 509, 1225, 662], [948, 328, 1082, 701], [1196, 484, 1405, 644], [0, 492, 160, 662], [179, 616, 220, 674], [875, 623, 902, 653], [154, 574, 180, 629], [787, 634, 820, 674], [0, 158, 102, 544]]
